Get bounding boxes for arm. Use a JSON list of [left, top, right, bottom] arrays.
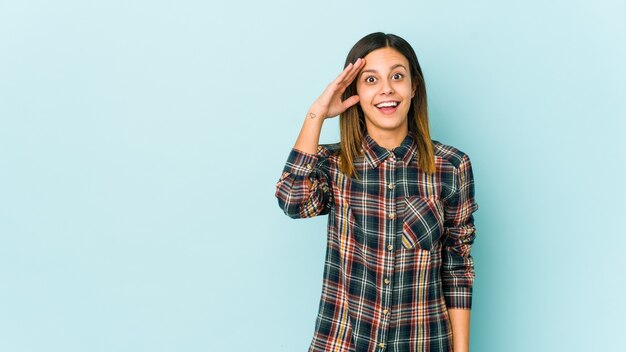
[[275, 147, 332, 219], [293, 57, 364, 155], [275, 58, 365, 218], [448, 309, 471, 352], [441, 154, 479, 350]]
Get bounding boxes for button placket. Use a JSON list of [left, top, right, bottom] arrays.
[[387, 167, 396, 252], [378, 155, 397, 348]]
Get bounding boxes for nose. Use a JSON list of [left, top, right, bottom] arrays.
[[380, 78, 394, 95]]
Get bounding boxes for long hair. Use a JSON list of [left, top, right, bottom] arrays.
[[339, 32, 435, 178]]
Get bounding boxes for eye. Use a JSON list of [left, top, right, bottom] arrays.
[[365, 76, 377, 83], [392, 73, 404, 80]]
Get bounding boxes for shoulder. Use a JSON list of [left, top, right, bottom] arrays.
[[432, 140, 472, 169]]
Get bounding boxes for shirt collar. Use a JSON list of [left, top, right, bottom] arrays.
[[362, 131, 417, 169]]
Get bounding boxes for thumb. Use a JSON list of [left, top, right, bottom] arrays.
[[342, 95, 360, 109]]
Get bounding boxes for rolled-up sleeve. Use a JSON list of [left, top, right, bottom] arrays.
[[275, 147, 333, 219], [441, 153, 479, 309]]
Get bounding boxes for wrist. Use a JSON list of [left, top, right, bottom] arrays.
[[307, 111, 324, 120], [303, 111, 327, 128], [306, 109, 327, 121], [307, 103, 329, 120]]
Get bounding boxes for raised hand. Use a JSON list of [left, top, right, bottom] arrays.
[[309, 58, 365, 119], [293, 58, 365, 155]]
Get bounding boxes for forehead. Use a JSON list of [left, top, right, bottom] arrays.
[[361, 47, 409, 71]]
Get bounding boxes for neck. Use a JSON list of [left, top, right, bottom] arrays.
[[366, 127, 408, 150]]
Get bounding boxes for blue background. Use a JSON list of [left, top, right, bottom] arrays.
[[1, 1, 625, 351]]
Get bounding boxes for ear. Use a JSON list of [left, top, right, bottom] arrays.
[[411, 81, 418, 98]]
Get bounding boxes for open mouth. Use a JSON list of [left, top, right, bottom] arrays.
[[375, 101, 400, 114]]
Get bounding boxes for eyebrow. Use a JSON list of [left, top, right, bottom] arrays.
[[360, 64, 408, 75]]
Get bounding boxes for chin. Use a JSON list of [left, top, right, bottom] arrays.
[[369, 120, 407, 132]]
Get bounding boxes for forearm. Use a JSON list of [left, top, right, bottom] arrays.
[[293, 110, 325, 155], [448, 308, 471, 352], [287, 58, 362, 195]]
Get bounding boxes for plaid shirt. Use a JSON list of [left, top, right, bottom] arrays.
[[275, 132, 478, 352]]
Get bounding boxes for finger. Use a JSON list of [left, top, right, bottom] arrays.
[[332, 62, 355, 86], [338, 58, 365, 90], [322, 63, 355, 98], [328, 58, 364, 96], [347, 58, 365, 78], [350, 58, 366, 80], [342, 95, 360, 109], [349, 57, 365, 77], [340, 59, 361, 85]]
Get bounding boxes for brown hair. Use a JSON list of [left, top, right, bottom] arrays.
[[339, 32, 435, 178]]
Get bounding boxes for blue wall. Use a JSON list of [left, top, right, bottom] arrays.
[[1, 1, 624, 351]]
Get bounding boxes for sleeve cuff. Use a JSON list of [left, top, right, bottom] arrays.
[[283, 148, 319, 176], [443, 286, 473, 309]]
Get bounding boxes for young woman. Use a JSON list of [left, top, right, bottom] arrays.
[[275, 32, 478, 352]]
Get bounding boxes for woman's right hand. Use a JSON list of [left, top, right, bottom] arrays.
[[309, 58, 365, 119]]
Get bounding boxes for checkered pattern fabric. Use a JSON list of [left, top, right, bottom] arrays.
[[276, 132, 478, 352]]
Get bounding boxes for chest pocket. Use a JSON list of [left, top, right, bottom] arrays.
[[401, 196, 444, 251]]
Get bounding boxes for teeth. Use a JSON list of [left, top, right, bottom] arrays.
[[376, 101, 398, 108]]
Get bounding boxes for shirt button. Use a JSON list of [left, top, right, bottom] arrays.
[[384, 278, 391, 285], [378, 342, 386, 348], [387, 183, 395, 190], [306, 163, 312, 170], [388, 213, 396, 220], [383, 309, 389, 316], [387, 244, 393, 251]]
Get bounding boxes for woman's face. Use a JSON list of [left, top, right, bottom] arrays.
[[356, 47, 416, 138]]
